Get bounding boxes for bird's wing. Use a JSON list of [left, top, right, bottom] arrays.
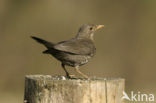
[[53, 38, 96, 55]]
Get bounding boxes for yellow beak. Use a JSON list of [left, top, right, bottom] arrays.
[[95, 25, 104, 30]]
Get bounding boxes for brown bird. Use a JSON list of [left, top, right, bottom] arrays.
[[31, 24, 104, 78]]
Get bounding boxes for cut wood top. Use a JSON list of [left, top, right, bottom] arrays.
[[25, 75, 125, 82]]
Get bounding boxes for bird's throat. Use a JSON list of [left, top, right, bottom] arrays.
[[76, 33, 94, 40]]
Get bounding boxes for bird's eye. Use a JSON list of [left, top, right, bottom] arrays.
[[89, 27, 93, 30]]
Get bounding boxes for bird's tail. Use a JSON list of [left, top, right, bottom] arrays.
[[31, 36, 54, 48]]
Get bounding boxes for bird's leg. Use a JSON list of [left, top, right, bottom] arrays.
[[61, 63, 71, 78], [75, 66, 89, 78]]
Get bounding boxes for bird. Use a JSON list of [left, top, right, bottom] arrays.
[[31, 24, 104, 78]]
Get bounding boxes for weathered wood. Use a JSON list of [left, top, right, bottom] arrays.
[[24, 75, 125, 103]]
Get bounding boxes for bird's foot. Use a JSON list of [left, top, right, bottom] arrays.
[[66, 74, 78, 79], [82, 75, 89, 79], [66, 74, 89, 80], [75, 67, 89, 79]]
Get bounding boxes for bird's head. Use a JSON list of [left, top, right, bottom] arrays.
[[76, 24, 104, 40]]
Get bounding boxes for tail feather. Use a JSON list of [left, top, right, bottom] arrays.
[[31, 36, 54, 48], [42, 49, 50, 54]]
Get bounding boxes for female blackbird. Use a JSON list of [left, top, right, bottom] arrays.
[[31, 24, 104, 78]]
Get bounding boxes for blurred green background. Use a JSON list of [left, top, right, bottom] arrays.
[[0, 0, 156, 103]]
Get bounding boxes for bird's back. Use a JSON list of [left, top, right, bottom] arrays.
[[54, 38, 96, 56]]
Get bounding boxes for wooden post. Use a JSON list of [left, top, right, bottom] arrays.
[[24, 75, 125, 103]]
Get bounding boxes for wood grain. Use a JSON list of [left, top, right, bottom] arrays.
[[24, 75, 125, 103]]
